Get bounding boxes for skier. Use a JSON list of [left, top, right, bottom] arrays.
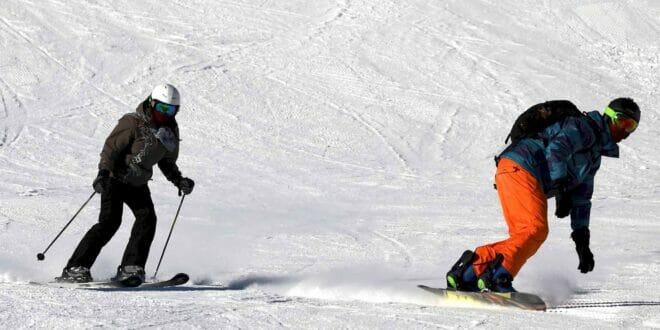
[[445, 98, 641, 292], [57, 83, 195, 284]]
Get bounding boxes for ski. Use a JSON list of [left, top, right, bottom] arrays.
[[43, 273, 189, 289], [139, 272, 189, 289], [418, 285, 546, 311]]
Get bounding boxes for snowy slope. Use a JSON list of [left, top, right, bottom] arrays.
[[1, 0, 659, 328]]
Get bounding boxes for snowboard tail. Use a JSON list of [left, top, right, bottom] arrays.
[[418, 285, 546, 311]]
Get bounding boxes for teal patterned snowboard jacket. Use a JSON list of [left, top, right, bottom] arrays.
[[498, 111, 619, 230]]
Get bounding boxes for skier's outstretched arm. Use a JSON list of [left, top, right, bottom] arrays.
[[158, 148, 194, 196]]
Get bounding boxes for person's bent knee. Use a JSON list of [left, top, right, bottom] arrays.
[[94, 220, 121, 238], [529, 224, 549, 244]]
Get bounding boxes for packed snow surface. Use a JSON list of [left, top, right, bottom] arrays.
[[1, 0, 659, 328]]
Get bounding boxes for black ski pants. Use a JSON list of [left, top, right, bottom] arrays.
[[66, 179, 157, 269]]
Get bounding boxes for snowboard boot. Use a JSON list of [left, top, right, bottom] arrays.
[[112, 265, 145, 287], [476, 253, 516, 293], [446, 250, 478, 291], [56, 266, 93, 283]]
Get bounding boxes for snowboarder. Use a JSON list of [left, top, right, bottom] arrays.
[[446, 98, 641, 293], [57, 83, 195, 284]]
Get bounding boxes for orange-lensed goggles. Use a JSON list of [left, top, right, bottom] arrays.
[[604, 106, 638, 133]]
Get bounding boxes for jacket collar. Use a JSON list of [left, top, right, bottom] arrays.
[[587, 111, 619, 158]]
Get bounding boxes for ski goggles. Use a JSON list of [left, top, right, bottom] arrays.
[[604, 106, 638, 133], [154, 101, 179, 117]]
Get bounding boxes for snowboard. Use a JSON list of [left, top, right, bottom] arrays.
[[46, 273, 189, 289], [418, 285, 546, 311]]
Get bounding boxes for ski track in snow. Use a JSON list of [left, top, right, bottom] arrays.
[[1, 0, 659, 328], [0, 78, 23, 149], [373, 230, 413, 269]]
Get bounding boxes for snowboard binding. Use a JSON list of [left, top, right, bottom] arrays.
[[446, 250, 478, 291], [476, 253, 516, 293]]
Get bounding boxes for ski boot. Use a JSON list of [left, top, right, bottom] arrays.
[[112, 265, 146, 287], [476, 253, 516, 293], [56, 266, 93, 283], [446, 250, 478, 291]]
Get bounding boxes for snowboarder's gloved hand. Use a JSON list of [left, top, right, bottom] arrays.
[[571, 227, 594, 273], [552, 179, 572, 218], [176, 177, 195, 196], [92, 169, 111, 194]]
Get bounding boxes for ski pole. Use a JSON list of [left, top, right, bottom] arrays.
[[37, 191, 96, 261], [153, 195, 185, 279]]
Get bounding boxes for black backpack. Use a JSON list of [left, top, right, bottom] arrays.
[[505, 100, 585, 144]]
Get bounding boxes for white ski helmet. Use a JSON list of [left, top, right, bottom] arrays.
[[150, 83, 180, 106]]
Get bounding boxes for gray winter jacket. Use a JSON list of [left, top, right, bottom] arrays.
[[98, 100, 182, 186]]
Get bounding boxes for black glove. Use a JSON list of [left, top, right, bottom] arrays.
[[176, 177, 195, 196], [92, 169, 111, 194], [571, 227, 595, 273], [552, 179, 572, 218]]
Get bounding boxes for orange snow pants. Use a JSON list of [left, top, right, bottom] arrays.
[[472, 158, 548, 278]]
